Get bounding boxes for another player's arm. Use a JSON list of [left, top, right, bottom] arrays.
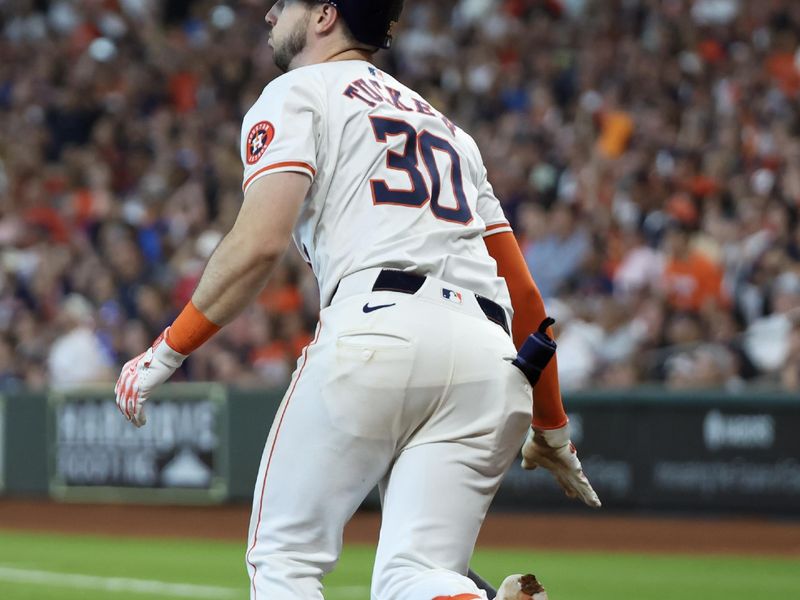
[[484, 229, 601, 508], [113, 173, 310, 427]]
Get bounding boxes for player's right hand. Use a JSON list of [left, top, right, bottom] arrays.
[[521, 426, 601, 508], [114, 328, 187, 428]]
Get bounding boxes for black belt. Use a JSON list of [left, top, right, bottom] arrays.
[[372, 270, 509, 335]]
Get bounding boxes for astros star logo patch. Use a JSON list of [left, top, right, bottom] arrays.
[[246, 121, 276, 165]]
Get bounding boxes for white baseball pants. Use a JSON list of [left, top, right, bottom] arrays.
[[246, 269, 532, 600]]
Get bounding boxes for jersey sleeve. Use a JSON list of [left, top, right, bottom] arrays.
[[465, 135, 512, 237], [476, 166, 513, 237], [241, 73, 324, 194]]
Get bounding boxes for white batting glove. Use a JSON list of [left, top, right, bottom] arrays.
[[521, 425, 601, 508], [114, 328, 186, 428]]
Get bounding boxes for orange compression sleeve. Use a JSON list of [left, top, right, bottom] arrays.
[[166, 301, 222, 355], [484, 231, 567, 430]]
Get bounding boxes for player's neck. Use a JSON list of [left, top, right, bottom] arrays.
[[290, 45, 373, 70], [325, 47, 374, 64]]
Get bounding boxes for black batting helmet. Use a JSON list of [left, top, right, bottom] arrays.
[[327, 0, 404, 49]]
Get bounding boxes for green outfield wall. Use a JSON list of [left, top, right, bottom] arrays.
[[1, 387, 798, 514]]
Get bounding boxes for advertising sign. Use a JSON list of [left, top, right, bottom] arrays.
[[49, 385, 228, 503], [495, 395, 800, 513], [643, 406, 800, 511]]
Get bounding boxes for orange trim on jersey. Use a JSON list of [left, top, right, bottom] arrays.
[[243, 161, 317, 192], [484, 222, 511, 237], [484, 230, 567, 430], [485, 222, 510, 231]]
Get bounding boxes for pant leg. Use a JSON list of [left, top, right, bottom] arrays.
[[246, 311, 417, 600], [372, 311, 533, 600]]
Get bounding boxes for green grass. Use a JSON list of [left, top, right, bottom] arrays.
[[0, 530, 797, 599]]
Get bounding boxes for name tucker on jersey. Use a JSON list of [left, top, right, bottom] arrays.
[[344, 77, 457, 136]]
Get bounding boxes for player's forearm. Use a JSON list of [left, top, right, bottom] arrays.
[[484, 231, 567, 429], [191, 231, 279, 326], [161, 233, 278, 357], [507, 284, 567, 430], [165, 174, 307, 356], [506, 282, 567, 429]]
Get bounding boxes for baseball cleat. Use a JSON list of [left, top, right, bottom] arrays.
[[494, 573, 548, 600]]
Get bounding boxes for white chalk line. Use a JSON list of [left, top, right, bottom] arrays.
[[0, 565, 241, 598], [0, 565, 371, 598]]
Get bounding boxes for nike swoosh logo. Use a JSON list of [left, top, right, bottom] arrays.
[[363, 302, 396, 314]]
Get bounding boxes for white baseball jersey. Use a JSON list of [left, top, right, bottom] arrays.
[[240, 60, 513, 311], [242, 60, 535, 600]]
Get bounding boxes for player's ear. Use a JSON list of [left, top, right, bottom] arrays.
[[313, 2, 338, 35]]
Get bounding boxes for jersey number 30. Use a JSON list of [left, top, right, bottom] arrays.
[[369, 116, 473, 225]]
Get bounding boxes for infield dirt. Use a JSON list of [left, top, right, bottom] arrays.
[[0, 499, 798, 557]]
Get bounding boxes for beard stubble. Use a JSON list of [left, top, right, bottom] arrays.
[[272, 12, 311, 72]]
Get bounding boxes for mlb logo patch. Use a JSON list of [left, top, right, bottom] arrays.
[[442, 288, 463, 304]]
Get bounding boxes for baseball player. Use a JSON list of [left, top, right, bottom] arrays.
[[114, 1, 600, 599]]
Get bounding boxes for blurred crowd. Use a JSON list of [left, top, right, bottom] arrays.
[[2, 0, 800, 393]]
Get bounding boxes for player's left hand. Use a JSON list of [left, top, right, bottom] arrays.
[[114, 328, 187, 428], [521, 425, 601, 508]]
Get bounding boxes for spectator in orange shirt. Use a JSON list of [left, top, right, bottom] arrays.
[[597, 109, 634, 159], [766, 27, 800, 97], [662, 224, 726, 312]]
